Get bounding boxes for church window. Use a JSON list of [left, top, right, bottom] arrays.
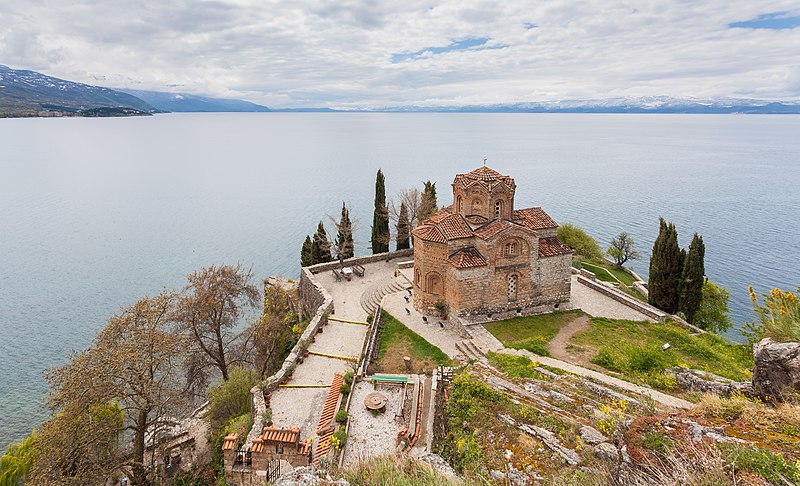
[[494, 199, 504, 218], [456, 195, 463, 212], [504, 241, 518, 257], [508, 274, 518, 301], [414, 269, 420, 285], [426, 272, 443, 295]]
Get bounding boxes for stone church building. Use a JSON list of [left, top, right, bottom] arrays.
[[411, 166, 573, 319]]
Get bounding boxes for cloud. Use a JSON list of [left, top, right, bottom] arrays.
[[1, 0, 799, 107]]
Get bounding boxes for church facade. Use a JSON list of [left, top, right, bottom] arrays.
[[411, 166, 573, 319]]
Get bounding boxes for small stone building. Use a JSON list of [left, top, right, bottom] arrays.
[[411, 166, 572, 318], [222, 427, 311, 485]]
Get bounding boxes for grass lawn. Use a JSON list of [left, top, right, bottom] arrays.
[[377, 311, 455, 374], [572, 317, 753, 390], [581, 261, 636, 286], [483, 310, 584, 357]]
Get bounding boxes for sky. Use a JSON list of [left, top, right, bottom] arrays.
[[1, 1, 799, 108]]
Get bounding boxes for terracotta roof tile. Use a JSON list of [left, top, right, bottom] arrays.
[[261, 426, 300, 444], [411, 224, 446, 243], [221, 434, 239, 451], [473, 219, 514, 240], [426, 205, 453, 224], [436, 213, 473, 239], [453, 166, 515, 191], [538, 237, 573, 258], [513, 207, 558, 230], [316, 372, 344, 435], [447, 247, 487, 268]]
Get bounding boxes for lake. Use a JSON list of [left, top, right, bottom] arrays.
[[1, 112, 798, 449]]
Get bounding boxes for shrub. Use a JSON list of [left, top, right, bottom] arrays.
[[487, 352, 543, 378], [261, 408, 272, 426], [592, 348, 622, 372], [627, 347, 667, 372], [335, 410, 348, 424], [557, 223, 603, 260], [340, 382, 351, 394], [206, 367, 255, 432], [720, 444, 800, 484], [332, 427, 347, 450], [343, 370, 355, 386]]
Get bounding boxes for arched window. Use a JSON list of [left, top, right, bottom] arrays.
[[508, 274, 518, 301], [414, 268, 420, 285], [426, 272, 443, 295], [456, 195, 463, 212], [494, 199, 504, 218], [504, 241, 518, 257]]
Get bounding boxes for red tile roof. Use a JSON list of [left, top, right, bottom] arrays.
[[263, 427, 300, 444], [473, 219, 518, 240], [538, 237, 573, 258], [448, 247, 487, 268], [453, 166, 515, 191], [411, 224, 446, 243], [436, 213, 473, 239], [513, 207, 558, 230], [221, 434, 239, 451], [316, 372, 344, 435]]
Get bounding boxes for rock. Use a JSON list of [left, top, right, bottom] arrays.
[[583, 382, 640, 406], [594, 442, 618, 462], [752, 338, 800, 402], [274, 466, 350, 486], [507, 466, 529, 485], [417, 453, 458, 478], [490, 470, 506, 481], [680, 418, 750, 445], [666, 366, 752, 396], [579, 425, 608, 445], [519, 424, 582, 465]]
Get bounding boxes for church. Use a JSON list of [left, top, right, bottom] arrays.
[[411, 166, 573, 319]]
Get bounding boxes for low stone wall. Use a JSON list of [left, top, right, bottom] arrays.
[[576, 275, 667, 323], [668, 314, 706, 334], [306, 249, 414, 275]]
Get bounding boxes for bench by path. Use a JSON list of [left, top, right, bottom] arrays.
[[464, 324, 693, 410]]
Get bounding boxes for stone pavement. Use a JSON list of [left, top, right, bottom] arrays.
[[569, 274, 655, 322]]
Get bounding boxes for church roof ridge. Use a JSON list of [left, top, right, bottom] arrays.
[[453, 165, 515, 189]]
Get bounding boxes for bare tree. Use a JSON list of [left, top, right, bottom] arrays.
[[389, 187, 422, 227], [243, 282, 298, 378], [35, 292, 189, 486], [607, 232, 641, 266], [175, 263, 259, 381]]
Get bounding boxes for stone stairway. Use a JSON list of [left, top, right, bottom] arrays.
[[463, 323, 505, 353], [359, 276, 410, 314], [455, 339, 486, 363]]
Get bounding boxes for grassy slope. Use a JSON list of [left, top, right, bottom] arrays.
[[483, 309, 585, 356], [377, 311, 454, 374], [572, 317, 754, 385]]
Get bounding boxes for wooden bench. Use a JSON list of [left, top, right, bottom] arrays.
[[352, 264, 365, 277], [369, 374, 409, 389], [332, 269, 343, 281]]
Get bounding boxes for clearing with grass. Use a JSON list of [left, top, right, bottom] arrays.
[[376, 310, 455, 374]]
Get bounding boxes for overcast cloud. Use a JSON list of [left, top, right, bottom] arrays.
[[1, 1, 799, 108]]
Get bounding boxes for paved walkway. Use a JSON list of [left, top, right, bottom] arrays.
[[569, 275, 654, 322], [465, 324, 693, 410]]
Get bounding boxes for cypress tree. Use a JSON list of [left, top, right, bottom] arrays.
[[679, 233, 705, 323], [649, 218, 683, 313], [371, 169, 390, 254], [418, 180, 438, 222], [312, 221, 333, 263], [301, 235, 314, 267], [396, 202, 410, 250], [335, 202, 355, 261]]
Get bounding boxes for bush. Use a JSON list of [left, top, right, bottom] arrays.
[[340, 382, 351, 394], [343, 370, 354, 386], [332, 427, 347, 450], [206, 367, 256, 432], [487, 352, 543, 379], [592, 348, 622, 372], [720, 444, 800, 484], [335, 410, 348, 424], [557, 223, 603, 260], [627, 347, 667, 372]]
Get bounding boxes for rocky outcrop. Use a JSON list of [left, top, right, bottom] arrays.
[[752, 338, 800, 402], [274, 466, 350, 486], [666, 367, 752, 396]]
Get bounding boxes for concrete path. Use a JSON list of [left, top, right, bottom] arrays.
[[569, 275, 654, 322], [464, 324, 693, 410]]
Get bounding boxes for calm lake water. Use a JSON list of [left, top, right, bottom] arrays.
[[1, 113, 798, 449]]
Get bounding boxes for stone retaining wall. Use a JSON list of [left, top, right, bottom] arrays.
[[576, 275, 667, 323]]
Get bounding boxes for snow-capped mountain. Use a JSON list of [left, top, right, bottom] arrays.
[[0, 65, 155, 115]]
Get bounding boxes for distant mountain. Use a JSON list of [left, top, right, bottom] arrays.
[[372, 96, 800, 114], [119, 89, 270, 112], [0, 65, 154, 116]]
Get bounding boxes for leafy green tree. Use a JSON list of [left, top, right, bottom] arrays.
[[334, 202, 355, 261], [0, 431, 37, 486], [418, 180, 438, 223], [693, 279, 733, 333], [557, 223, 603, 260], [649, 218, 683, 313], [312, 221, 333, 263], [396, 202, 410, 250], [205, 367, 256, 433], [371, 169, 390, 254], [607, 232, 640, 266], [679, 233, 705, 323], [300, 235, 314, 267]]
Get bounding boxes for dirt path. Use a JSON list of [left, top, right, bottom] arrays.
[[546, 315, 593, 366]]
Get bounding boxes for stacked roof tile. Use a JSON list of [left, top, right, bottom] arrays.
[[313, 372, 344, 466], [447, 247, 488, 268], [221, 434, 239, 451], [513, 207, 558, 230], [453, 166, 515, 191], [538, 237, 574, 258]]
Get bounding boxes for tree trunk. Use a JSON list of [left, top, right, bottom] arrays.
[[130, 409, 150, 486]]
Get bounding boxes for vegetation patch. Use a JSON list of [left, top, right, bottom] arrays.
[[377, 311, 455, 374], [484, 309, 585, 357], [340, 455, 471, 486], [487, 352, 544, 379], [572, 317, 753, 390]]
